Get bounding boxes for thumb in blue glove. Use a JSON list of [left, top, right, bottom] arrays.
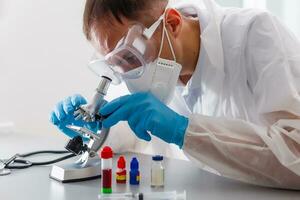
[[100, 92, 188, 148]]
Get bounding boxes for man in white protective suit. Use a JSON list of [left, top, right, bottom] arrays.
[[50, 0, 300, 189]]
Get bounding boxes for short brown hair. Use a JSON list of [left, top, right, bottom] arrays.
[[83, 0, 168, 40]]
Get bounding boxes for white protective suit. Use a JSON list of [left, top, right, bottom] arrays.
[[105, 0, 300, 189]]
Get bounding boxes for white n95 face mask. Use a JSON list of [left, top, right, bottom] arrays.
[[125, 58, 182, 104], [124, 14, 182, 104]]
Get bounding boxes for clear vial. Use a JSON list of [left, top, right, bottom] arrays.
[[151, 155, 164, 187]]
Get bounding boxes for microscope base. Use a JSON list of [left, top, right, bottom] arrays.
[[49, 157, 101, 183]]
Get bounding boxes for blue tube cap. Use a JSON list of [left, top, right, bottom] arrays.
[[152, 155, 163, 161], [130, 157, 139, 170]]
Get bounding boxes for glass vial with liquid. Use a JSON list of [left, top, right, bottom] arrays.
[[151, 155, 164, 187]]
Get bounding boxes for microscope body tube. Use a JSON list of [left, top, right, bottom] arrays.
[[87, 76, 111, 120]]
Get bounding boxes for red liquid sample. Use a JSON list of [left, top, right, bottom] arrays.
[[102, 169, 112, 188]]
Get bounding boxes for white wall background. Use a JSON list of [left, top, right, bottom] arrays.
[[215, 0, 300, 37], [0, 0, 128, 136], [0, 0, 299, 136]]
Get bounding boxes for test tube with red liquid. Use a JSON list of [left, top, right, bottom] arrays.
[[100, 146, 113, 194]]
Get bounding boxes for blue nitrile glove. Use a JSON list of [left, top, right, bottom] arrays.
[[100, 92, 189, 148], [49, 94, 103, 138]]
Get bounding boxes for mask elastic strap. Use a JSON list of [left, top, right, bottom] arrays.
[[158, 15, 177, 62], [143, 15, 164, 39]]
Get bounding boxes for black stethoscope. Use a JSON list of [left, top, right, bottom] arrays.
[[0, 150, 75, 176]]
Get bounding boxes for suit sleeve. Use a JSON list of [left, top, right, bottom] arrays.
[[182, 12, 300, 189]]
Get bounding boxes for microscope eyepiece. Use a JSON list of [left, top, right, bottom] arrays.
[[101, 76, 112, 82]]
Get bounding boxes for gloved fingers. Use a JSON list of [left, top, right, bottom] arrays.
[[49, 111, 59, 125], [127, 106, 146, 130], [128, 112, 140, 134], [100, 94, 132, 116], [127, 109, 152, 141], [54, 102, 66, 121], [71, 94, 87, 108], [102, 104, 132, 128], [144, 110, 157, 134], [134, 117, 152, 141], [63, 96, 75, 115]]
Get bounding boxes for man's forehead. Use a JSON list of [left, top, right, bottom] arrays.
[[91, 18, 133, 56]]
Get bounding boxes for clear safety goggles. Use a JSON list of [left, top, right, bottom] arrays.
[[88, 14, 165, 83]]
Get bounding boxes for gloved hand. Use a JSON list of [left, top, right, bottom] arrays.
[[100, 92, 189, 148], [49, 94, 101, 138]]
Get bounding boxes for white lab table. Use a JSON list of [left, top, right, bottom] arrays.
[[0, 132, 299, 200]]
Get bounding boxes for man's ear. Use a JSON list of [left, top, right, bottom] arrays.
[[165, 8, 182, 38]]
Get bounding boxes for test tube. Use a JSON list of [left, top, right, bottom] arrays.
[[100, 146, 113, 194]]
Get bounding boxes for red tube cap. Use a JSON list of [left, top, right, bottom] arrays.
[[100, 146, 113, 159], [117, 156, 126, 168]]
